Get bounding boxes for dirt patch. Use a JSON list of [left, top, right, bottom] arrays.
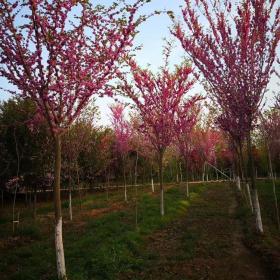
[[84, 202, 125, 218]]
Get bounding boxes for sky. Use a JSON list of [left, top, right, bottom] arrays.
[[0, 0, 279, 126]]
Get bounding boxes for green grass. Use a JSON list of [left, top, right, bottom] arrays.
[[0, 183, 206, 280], [256, 179, 280, 233]]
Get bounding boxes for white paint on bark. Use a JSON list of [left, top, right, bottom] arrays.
[[252, 189, 264, 234], [236, 176, 241, 191], [246, 183, 253, 213], [151, 178, 154, 193], [124, 185, 127, 202], [186, 182, 189, 198], [55, 218, 67, 279]]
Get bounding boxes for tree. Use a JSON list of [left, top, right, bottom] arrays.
[[119, 43, 195, 215], [0, 0, 150, 278], [0, 98, 51, 220], [110, 103, 132, 202], [173, 0, 279, 233], [173, 97, 202, 197]]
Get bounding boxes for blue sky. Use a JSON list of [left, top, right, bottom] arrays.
[[0, 0, 278, 126]]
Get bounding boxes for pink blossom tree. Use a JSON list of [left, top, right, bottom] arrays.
[[172, 0, 279, 233], [110, 103, 132, 202], [173, 97, 202, 197], [119, 44, 195, 216], [0, 0, 150, 278]]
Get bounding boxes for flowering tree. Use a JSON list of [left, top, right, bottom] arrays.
[[173, 97, 201, 196], [0, 0, 150, 278], [119, 44, 195, 216], [172, 0, 279, 233], [110, 103, 132, 202], [131, 116, 157, 191]]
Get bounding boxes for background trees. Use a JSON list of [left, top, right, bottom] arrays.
[[119, 43, 196, 216], [172, 0, 279, 233]]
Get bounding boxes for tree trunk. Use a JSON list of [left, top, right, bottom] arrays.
[[12, 127, 20, 233], [75, 162, 82, 210], [185, 158, 190, 199], [176, 160, 179, 183], [202, 162, 206, 181], [246, 183, 253, 213], [267, 143, 280, 230], [247, 134, 263, 233], [54, 134, 67, 280], [135, 150, 139, 229], [159, 150, 164, 216], [179, 162, 183, 183], [123, 156, 127, 202], [69, 189, 72, 221], [236, 176, 241, 191], [151, 177, 154, 193]]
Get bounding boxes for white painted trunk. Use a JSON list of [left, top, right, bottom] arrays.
[[179, 162, 183, 183], [151, 178, 154, 193], [252, 189, 264, 234], [55, 218, 67, 280], [186, 182, 189, 198], [124, 185, 127, 202], [69, 191, 72, 221], [236, 176, 241, 191], [160, 188, 164, 216], [246, 183, 253, 213]]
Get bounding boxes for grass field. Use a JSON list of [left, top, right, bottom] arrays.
[[0, 183, 206, 280], [0, 180, 279, 280]]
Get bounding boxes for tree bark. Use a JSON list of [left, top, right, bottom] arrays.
[[69, 189, 72, 221], [247, 134, 263, 233], [179, 162, 183, 183], [159, 149, 164, 216], [12, 127, 20, 233], [75, 161, 82, 210], [236, 176, 241, 191], [54, 134, 67, 280], [202, 162, 206, 181], [185, 158, 190, 199], [134, 150, 139, 229], [123, 156, 127, 202], [246, 183, 253, 213]]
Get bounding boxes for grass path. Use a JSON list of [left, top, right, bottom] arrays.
[[122, 183, 268, 279]]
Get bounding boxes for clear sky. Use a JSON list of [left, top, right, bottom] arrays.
[[0, 0, 278, 126]]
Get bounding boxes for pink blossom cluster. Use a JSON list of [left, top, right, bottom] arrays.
[[0, 0, 148, 136], [173, 0, 279, 141]]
